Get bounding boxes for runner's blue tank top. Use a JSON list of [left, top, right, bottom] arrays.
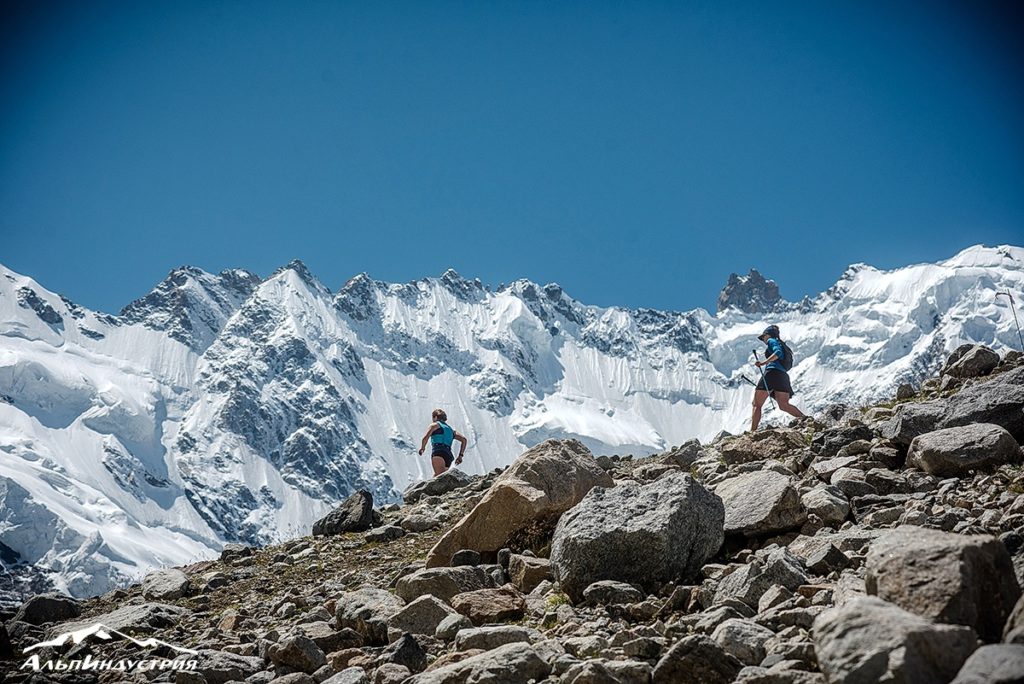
[[430, 421, 454, 447]]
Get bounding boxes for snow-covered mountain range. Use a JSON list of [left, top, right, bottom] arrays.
[[1, 244, 1022, 599]]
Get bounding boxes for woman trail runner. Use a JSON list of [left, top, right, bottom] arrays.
[[418, 409, 468, 476], [751, 324, 806, 431]]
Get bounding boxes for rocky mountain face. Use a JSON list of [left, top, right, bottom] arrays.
[[2, 345, 1023, 684], [120, 266, 262, 351], [0, 244, 1022, 600], [716, 269, 783, 314]]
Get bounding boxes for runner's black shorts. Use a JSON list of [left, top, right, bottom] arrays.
[[756, 368, 794, 396], [431, 445, 454, 468]]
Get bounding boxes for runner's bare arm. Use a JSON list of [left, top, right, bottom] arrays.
[[419, 422, 438, 455], [454, 432, 468, 462]]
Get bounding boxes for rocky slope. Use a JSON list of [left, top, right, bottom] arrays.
[[3, 344, 1023, 683], [1, 244, 1022, 599]]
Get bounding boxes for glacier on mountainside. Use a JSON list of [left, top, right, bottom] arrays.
[[0, 243, 1022, 600]]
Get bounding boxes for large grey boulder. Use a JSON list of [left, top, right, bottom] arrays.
[[951, 644, 1024, 684], [711, 618, 775, 665], [394, 566, 495, 603], [453, 625, 540, 651], [52, 602, 190, 636], [192, 649, 265, 684], [14, 594, 81, 625], [652, 635, 743, 684], [450, 586, 526, 625], [805, 542, 854, 576], [434, 613, 473, 641], [386, 594, 459, 641], [426, 439, 613, 567], [322, 668, 371, 684], [550, 471, 724, 602], [906, 423, 1020, 476], [268, 634, 327, 673], [295, 620, 359, 653], [406, 642, 550, 683], [313, 490, 374, 536], [657, 439, 704, 468], [940, 343, 979, 374], [561, 659, 644, 684], [719, 429, 806, 465], [944, 345, 1000, 379], [789, 528, 881, 566], [335, 587, 405, 645], [813, 597, 979, 684], [808, 455, 861, 482], [378, 633, 428, 673], [800, 485, 850, 528], [716, 471, 806, 537], [714, 546, 808, 608], [865, 526, 1021, 642], [142, 568, 192, 600], [831, 467, 877, 499], [403, 468, 473, 504], [1004, 594, 1024, 643], [582, 580, 645, 605], [882, 365, 1024, 444], [811, 424, 875, 459], [508, 554, 552, 593]]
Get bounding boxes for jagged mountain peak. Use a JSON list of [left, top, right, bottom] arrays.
[[141, 264, 259, 289], [335, 273, 384, 323], [119, 265, 261, 350], [342, 272, 375, 289], [498, 278, 589, 330], [267, 259, 330, 295], [438, 268, 486, 301], [716, 268, 783, 315], [499, 278, 576, 306], [216, 267, 262, 290], [165, 264, 208, 279]]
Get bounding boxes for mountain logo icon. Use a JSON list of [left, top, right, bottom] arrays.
[[23, 622, 198, 655]]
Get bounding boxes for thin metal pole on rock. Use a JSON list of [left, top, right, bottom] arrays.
[[753, 349, 777, 410], [997, 292, 1024, 352]]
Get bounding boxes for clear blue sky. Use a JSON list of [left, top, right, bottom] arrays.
[[2, 1, 1022, 315]]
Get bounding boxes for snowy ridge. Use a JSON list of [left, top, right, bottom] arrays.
[[0, 244, 1021, 599]]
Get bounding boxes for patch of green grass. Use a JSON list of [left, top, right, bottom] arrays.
[[546, 592, 571, 607]]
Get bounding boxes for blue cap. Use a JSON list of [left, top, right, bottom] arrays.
[[760, 325, 779, 338]]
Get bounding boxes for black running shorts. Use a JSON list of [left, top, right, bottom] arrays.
[[431, 445, 454, 468], [756, 368, 794, 396]]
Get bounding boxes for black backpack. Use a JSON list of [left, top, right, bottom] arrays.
[[780, 340, 795, 370]]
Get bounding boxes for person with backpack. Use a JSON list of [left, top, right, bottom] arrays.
[[751, 324, 805, 431], [418, 408, 468, 476]]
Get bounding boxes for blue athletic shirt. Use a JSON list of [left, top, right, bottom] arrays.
[[765, 338, 787, 373], [430, 421, 455, 450]]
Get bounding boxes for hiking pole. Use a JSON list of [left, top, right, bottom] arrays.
[[753, 349, 777, 410], [996, 292, 1024, 352]]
